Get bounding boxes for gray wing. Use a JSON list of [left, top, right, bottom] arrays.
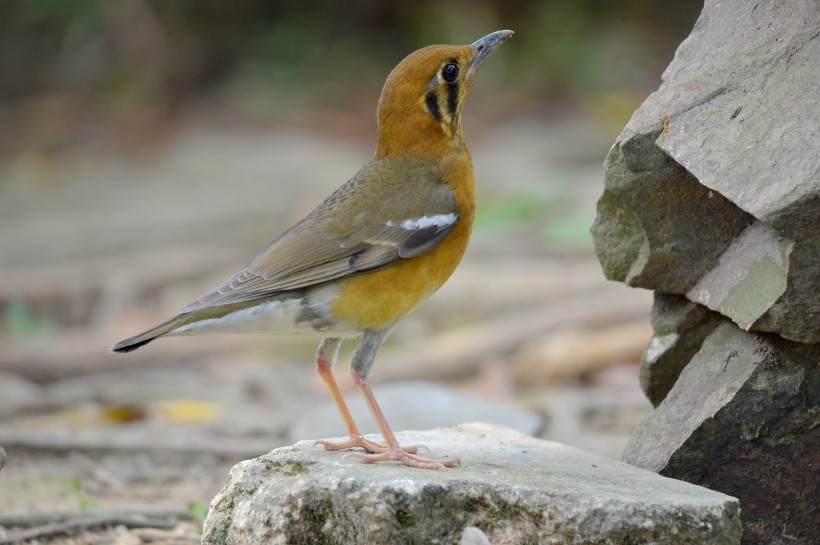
[[182, 156, 459, 312]]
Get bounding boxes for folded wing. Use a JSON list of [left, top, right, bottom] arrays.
[[182, 157, 459, 312]]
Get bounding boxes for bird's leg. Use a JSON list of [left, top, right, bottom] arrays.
[[343, 330, 459, 469], [348, 377, 458, 469], [312, 337, 394, 454]]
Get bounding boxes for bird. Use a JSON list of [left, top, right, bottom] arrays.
[[112, 30, 513, 470]]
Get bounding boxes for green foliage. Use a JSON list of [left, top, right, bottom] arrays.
[[4, 300, 54, 339], [67, 477, 98, 511], [0, 0, 702, 113], [474, 180, 595, 251], [541, 211, 595, 250], [474, 186, 564, 236], [188, 499, 209, 523]]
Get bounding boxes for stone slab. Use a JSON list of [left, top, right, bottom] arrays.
[[591, 0, 820, 342], [686, 222, 792, 331], [625, 322, 819, 545], [653, 2, 820, 230], [640, 293, 722, 406], [591, 138, 752, 295], [202, 423, 741, 545]]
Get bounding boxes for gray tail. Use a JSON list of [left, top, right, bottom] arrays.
[[111, 313, 192, 353]]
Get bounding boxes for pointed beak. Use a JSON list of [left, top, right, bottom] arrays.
[[468, 30, 514, 74]]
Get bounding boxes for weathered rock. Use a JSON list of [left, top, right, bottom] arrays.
[[593, 2, 819, 543], [461, 527, 492, 545], [591, 136, 752, 294], [655, 4, 818, 237], [640, 293, 722, 406], [625, 321, 819, 545], [202, 423, 741, 545], [591, 0, 820, 343], [686, 222, 793, 333]]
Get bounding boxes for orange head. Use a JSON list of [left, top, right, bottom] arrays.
[[375, 30, 513, 159]]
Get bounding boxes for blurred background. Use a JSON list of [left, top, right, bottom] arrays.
[[0, 0, 702, 534]]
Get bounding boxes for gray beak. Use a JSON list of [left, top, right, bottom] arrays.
[[468, 30, 514, 74]]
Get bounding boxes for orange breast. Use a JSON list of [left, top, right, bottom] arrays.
[[330, 154, 475, 331]]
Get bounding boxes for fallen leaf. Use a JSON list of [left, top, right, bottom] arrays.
[[153, 399, 222, 423]]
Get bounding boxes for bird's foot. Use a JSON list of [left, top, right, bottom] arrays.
[[342, 446, 459, 470], [314, 433, 422, 455]]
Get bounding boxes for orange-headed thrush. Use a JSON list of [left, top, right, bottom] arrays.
[[113, 30, 514, 469]]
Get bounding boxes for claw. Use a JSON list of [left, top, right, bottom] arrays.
[[315, 434, 386, 454], [315, 434, 420, 455], [343, 447, 459, 470]]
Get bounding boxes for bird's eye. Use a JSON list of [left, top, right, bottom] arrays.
[[441, 63, 459, 83]]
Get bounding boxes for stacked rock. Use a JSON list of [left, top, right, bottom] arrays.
[[591, 1, 818, 544]]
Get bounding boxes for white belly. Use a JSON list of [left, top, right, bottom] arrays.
[[167, 291, 358, 338]]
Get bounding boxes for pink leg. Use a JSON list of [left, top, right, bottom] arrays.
[[312, 338, 416, 454], [342, 369, 459, 470]]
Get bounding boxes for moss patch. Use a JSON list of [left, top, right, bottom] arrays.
[[262, 458, 311, 476]]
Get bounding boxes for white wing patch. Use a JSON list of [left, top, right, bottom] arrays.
[[387, 213, 458, 230]]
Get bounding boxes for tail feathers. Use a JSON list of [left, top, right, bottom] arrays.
[[111, 313, 192, 353], [111, 337, 154, 353]]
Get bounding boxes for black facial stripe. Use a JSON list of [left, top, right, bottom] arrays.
[[446, 81, 459, 116], [425, 92, 441, 121]]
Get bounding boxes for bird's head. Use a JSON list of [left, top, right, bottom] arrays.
[[375, 30, 513, 158]]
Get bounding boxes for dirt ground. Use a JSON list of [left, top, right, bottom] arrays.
[[0, 117, 654, 544]]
